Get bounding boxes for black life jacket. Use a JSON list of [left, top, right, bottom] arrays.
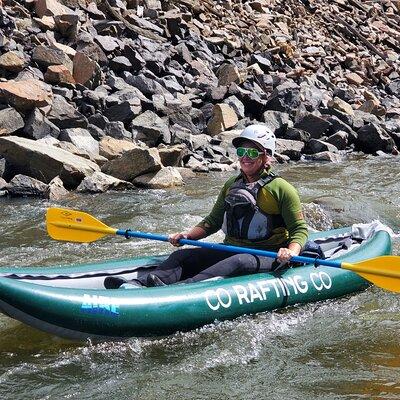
[[221, 173, 285, 241]]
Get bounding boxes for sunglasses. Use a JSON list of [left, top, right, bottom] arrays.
[[236, 147, 264, 159]]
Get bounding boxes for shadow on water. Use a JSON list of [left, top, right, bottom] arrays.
[[0, 157, 400, 400]]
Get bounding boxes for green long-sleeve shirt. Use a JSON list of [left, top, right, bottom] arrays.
[[196, 171, 308, 251]]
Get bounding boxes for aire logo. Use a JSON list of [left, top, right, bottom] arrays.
[[81, 294, 120, 316]]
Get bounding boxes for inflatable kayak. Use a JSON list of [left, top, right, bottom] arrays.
[[0, 226, 392, 340]]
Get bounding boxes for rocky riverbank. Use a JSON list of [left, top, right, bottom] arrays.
[[0, 0, 399, 198]]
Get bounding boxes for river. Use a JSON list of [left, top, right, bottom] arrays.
[[0, 155, 399, 400]]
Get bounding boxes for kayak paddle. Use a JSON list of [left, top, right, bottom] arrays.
[[46, 208, 400, 292]]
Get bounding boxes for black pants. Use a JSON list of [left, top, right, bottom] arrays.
[[136, 247, 276, 285]]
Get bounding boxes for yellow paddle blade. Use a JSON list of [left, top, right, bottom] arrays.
[[342, 256, 400, 293], [46, 208, 117, 243]]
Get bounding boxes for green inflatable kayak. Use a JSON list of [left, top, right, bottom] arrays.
[[0, 227, 392, 340]]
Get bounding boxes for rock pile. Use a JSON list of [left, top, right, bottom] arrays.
[[0, 0, 399, 197]]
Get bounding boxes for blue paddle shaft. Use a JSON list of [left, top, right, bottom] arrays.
[[116, 229, 343, 269]]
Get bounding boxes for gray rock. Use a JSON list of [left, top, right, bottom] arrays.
[[59, 128, 100, 155], [45, 176, 69, 200], [276, 138, 305, 161], [101, 146, 162, 181], [250, 53, 272, 72], [0, 136, 99, 188], [208, 162, 235, 172], [262, 110, 293, 137], [325, 115, 355, 136], [170, 124, 193, 147], [352, 110, 381, 130], [184, 155, 209, 172], [158, 145, 188, 167], [152, 92, 192, 116], [0, 176, 6, 189], [320, 107, 354, 127], [356, 124, 396, 154], [294, 113, 331, 139], [110, 56, 132, 72], [48, 95, 88, 129], [95, 35, 120, 53], [306, 139, 339, 154], [326, 131, 348, 150], [176, 167, 196, 180], [126, 73, 169, 97], [223, 95, 245, 119], [283, 127, 311, 142], [169, 111, 200, 135], [32, 45, 73, 71], [157, 75, 185, 94], [113, 87, 149, 104], [77, 171, 134, 193], [88, 113, 109, 129], [0, 107, 24, 135], [389, 131, 400, 148], [304, 152, 343, 163], [387, 80, 400, 96], [6, 174, 48, 197], [299, 83, 326, 111], [265, 84, 301, 116], [131, 110, 171, 146], [133, 167, 183, 188], [191, 133, 212, 151], [124, 46, 146, 71], [104, 121, 132, 140], [24, 108, 60, 139], [0, 157, 5, 177], [87, 124, 105, 141], [104, 99, 142, 123]]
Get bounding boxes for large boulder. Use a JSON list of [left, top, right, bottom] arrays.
[[99, 136, 138, 160], [73, 52, 101, 89], [32, 45, 73, 72], [276, 138, 305, 160], [0, 177, 6, 190], [133, 167, 183, 188], [0, 51, 27, 73], [47, 94, 87, 129], [35, 0, 74, 17], [355, 124, 397, 154], [131, 110, 171, 146], [326, 131, 348, 150], [0, 107, 24, 135], [265, 84, 301, 115], [59, 128, 99, 155], [45, 176, 69, 200], [24, 108, 60, 139], [294, 113, 331, 139], [6, 174, 48, 197], [262, 110, 293, 137], [101, 146, 162, 181], [0, 79, 53, 111], [0, 136, 99, 188], [158, 144, 188, 167], [305, 139, 339, 154], [77, 171, 134, 193], [207, 103, 238, 136], [104, 99, 142, 124]]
